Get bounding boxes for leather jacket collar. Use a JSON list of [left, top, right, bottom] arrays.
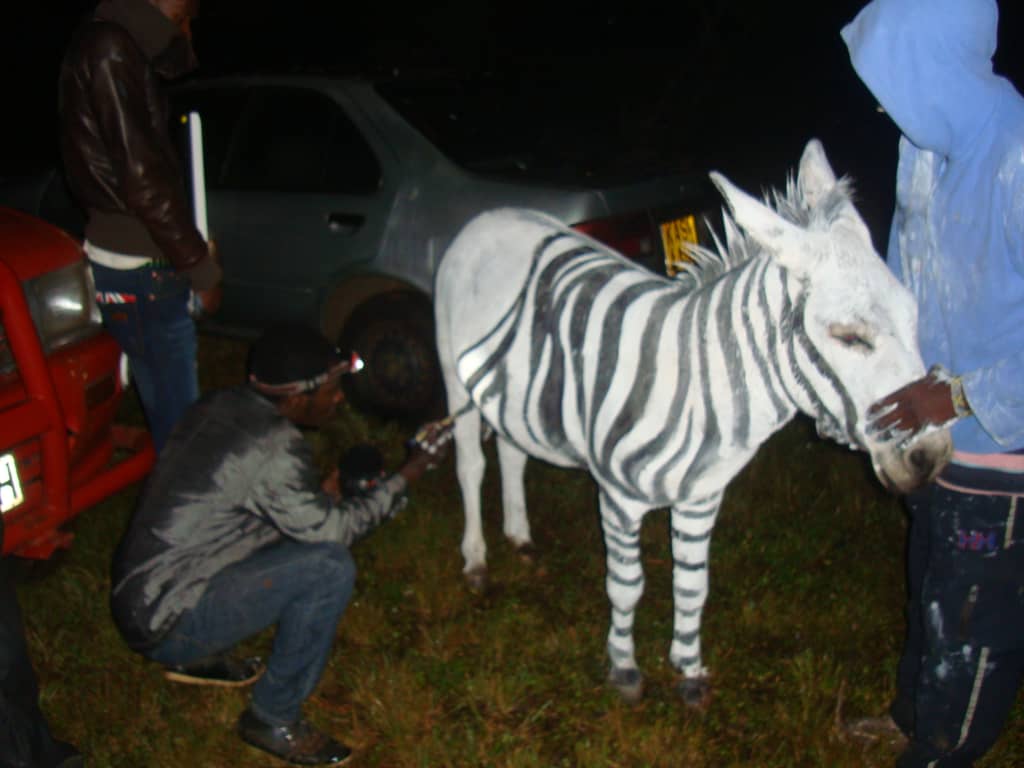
[[94, 0, 198, 79]]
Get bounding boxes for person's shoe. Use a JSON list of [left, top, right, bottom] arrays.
[[843, 714, 909, 749], [237, 708, 352, 765], [163, 654, 264, 687]]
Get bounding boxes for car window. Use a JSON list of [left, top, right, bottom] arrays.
[[169, 87, 249, 189], [222, 87, 381, 195]]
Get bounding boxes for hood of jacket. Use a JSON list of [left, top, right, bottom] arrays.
[[841, 0, 1000, 158], [95, 0, 197, 79], [842, 0, 1024, 455]]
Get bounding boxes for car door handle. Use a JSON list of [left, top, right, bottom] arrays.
[[326, 212, 364, 235]]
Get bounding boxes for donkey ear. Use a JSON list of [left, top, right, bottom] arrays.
[[797, 138, 837, 209], [710, 171, 823, 278]]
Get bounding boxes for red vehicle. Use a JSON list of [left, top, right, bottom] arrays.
[[0, 206, 154, 559]]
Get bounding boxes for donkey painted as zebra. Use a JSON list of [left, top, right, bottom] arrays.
[[434, 139, 952, 704]]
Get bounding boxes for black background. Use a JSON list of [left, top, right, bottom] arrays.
[[2, 0, 1022, 245]]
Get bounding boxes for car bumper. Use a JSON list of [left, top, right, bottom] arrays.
[[1, 308, 154, 558]]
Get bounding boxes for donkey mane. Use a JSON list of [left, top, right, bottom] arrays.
[[673, 175, 857, 291]]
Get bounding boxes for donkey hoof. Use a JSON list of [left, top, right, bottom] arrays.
[[607, 667, 644, 703], [464, 566, 488, 594], [677, 677, 711, 708]]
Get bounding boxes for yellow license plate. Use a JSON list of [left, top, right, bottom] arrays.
[[660, 214, 698, 277], [0, 452, 24, 514]]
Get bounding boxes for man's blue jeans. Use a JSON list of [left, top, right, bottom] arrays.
[[91, 262, 198, 453], [146, 540, 356, 726]]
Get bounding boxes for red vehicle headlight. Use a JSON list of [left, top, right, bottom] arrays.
[[23, 260, 103, 354]]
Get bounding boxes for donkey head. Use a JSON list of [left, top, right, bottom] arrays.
[[710, 139, 951, 493]]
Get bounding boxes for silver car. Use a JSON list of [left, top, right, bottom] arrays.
[[7, 73, 720, 419]]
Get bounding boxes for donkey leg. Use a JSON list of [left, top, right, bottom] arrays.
[[435, 293, 491, 591], [454, 409, 489, 592], [599, 493, 646, 702], [668, 495, 722, 707], [496, 435, 533, 561]]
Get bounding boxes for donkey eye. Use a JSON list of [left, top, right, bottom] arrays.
[[829, 323, 875, 352]]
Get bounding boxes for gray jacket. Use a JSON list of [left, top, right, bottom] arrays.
[[111, 385, 407, 650]]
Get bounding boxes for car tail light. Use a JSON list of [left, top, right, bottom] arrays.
[[572, 211, 656, 261]]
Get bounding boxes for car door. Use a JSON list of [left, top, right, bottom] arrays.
[[175, 84, 388, 332]]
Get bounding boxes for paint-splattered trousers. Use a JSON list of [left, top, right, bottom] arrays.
[[891, 481, 1024, 767]]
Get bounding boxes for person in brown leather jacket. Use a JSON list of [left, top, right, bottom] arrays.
[[58, 0, 221, 454]]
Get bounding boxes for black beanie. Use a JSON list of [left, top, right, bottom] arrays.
[[247, 324, 341, 388]]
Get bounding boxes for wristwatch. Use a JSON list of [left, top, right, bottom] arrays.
[[950, 376, 972, 418]]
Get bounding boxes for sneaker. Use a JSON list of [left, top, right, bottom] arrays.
[[237, 708, 352, 765], [163, 654, 264, 687], [843, 714, 909, 749]]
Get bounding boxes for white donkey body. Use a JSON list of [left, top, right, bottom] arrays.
[[434, 139, 951, 702]]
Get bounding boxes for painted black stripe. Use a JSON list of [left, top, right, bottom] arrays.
[[527, 250, 606, 454], [609, 571, 644, 588], [592, 281, 675, 481], [782, 293, 814, 399], [460, 232, 569, 393], [713, 260, 750, 445], [674, 629, 699, 645], [643, 286, 706, 494], [672, 529, 712, 543], [603, 530, 640, 552], [673, 560, 707, 572], [673, 493, 721, 519], [794, 315, 858, 441], [748, 260, 790, 419], [781, 288, 855, 442], [674, 586, 702, 599], [596, 287, 680, 490], [607, 550, 641, 566], [536, 253, 621, 457], [600, 491, 637, 540], [663, 290, 722, 494]]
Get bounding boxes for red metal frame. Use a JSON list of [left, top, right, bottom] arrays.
[[0, 259, 155, 558]]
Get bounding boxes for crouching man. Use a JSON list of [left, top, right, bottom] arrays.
[[110, 324, 451, 765]]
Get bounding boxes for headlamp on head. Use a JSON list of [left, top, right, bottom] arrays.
[[249, 349, 364, 398], [248, 324, 365, 396]]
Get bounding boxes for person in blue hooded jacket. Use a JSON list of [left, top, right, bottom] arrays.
[[841, 0, 1024, 765]]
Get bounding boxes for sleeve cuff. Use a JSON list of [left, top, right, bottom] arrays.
[[183, 255, 222, 291]]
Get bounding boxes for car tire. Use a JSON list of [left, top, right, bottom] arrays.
[[337, 291, 445, 421]]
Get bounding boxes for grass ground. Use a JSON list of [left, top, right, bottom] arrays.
[[16, 336, 1024, 767]]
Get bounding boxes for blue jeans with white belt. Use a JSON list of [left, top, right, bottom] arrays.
[[90, 260, 198, 453]]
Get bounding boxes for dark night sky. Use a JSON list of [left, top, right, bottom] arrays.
[[3, 0, 1023, 244]]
